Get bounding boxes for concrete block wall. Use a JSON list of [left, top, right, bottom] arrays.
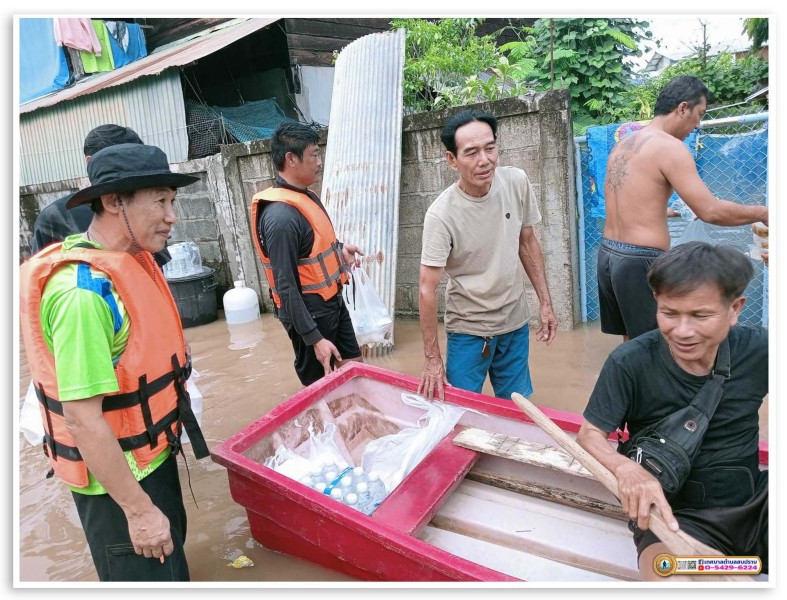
[[395, 90, 580, 330], [18, 92, 579, 329]]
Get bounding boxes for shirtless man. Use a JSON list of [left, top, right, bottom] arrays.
[[598, 75, 768, 340]]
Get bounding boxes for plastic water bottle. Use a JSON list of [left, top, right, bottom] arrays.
[[313, 482, 327, 494], [344, 492, 359, 510], [352, 466, 368, 485], [329, 488, 343, 502], [323, 469, 338, 486], [355, 481, 372, 514], [367, 471, 387, 513], [223, 280, 260, 324], [340, 475, 354, 492]]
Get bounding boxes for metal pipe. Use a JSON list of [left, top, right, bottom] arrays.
[[574, 138, 588, 323], [699, 112, 768, 129]]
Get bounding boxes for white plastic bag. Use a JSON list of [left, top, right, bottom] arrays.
[[181, 367, 204, 445], [264, 444, 315, 481], [343, 266, 393, 347], [676, 219, 714, 246], [263, 421, 349, 482], [20, 382, 44, 446], [20, 368, 205, 447], [361, 393, 474, 493], [306, 421, 350, 468]]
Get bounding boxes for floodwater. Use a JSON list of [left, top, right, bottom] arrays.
[[17, 315, 769, 583]]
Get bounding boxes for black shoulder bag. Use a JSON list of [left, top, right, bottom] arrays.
[[617, 339, 730, 499]]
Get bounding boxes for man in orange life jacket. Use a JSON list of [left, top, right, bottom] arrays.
[[19, 143, 209, 581], [250, 121, 364, 385], [30, 124, 173, 269]]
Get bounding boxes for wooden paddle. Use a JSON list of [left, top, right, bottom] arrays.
[[510, 392, 722, 558]]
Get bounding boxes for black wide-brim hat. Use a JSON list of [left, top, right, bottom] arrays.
[[67, 143, 200, 209]]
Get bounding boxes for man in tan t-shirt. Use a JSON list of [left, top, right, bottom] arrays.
[[599, 75, 768, 341], [418, 108, 557, 401]]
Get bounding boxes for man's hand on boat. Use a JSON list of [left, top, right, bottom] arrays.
[[314, 338, 342, 377], [418, 356, 449, 401], [614, 459, 679, 532], [577, 420, 679, 534]]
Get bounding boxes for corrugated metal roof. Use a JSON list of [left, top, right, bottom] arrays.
[[20, 68, 188, 186], [20, 17, 278, 114]]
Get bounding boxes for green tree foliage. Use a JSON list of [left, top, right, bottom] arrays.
[[391, 18, 500, 114], [502, 18, 653, 125], [743, 18, 768, 50], [390, 18, 767, 130], [635, 52, 769, 116]]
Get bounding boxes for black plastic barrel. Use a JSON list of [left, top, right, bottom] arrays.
[[166, 266, 219, 328]]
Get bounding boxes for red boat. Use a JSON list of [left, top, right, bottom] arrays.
[[210, 362, 768, 582]]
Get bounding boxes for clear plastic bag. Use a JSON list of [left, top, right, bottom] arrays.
[[264, 421, 351, 482], [360, 393, 476, 493], [342, 266, 393, 347], [264, 445, 316, 481], [306, 421, 351, 468], [676, 219, 714, 246]]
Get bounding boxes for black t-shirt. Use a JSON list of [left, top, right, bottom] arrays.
[[257, 177, 341, 345], [584, 325, 768, 469]]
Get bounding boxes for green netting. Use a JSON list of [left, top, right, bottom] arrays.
[[185, 98, 289, 158]]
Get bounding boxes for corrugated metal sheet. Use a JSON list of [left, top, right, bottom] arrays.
[[20, 68, 188, 187], [20, 18, 277, 114], [321, 29, 405, 353]]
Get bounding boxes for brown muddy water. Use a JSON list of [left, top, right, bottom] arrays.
[[17, 314, 769, 583]]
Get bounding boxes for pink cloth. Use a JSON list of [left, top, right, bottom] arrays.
[[54, 18, 101, 55]]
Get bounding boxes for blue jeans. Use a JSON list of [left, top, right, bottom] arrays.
[[446, 324, 533, 399]]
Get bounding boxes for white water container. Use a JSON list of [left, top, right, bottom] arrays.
[[223, 280, 260, 324]]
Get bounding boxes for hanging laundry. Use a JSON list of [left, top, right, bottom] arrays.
[[124, 23, 148, 62], [20, 18, 71, 103], [54, 18, 101, 54], [66, 47, 87, 82], [105, 21, 129, 51], [79, 20, 115, 74], [106, 28, 131, 68]]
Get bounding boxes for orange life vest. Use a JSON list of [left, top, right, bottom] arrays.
[[19, 243, 209, 488], [250, 186, 349, 308]]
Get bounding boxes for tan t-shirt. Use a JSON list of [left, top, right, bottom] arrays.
[[421, 166, 541, 336]]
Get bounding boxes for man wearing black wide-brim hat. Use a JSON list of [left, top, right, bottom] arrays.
[[20, 143, 210, 582]]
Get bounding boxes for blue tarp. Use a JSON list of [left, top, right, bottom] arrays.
[[696, 125, 768, 204], [585, 121, 698, 218], [20, 18, 71, 104]]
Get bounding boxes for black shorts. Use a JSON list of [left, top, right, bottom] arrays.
[[632, 469, 769, 573], [597, 238, 664, 338], [282, 299, 362, 386], [71, 453, 190, 581]]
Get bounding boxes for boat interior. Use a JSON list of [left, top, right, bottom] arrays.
[[243, 376, 641, 582]]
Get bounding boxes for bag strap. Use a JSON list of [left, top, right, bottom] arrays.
[[688, 337, 730, 420]]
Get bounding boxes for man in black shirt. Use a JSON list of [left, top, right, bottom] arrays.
[[250, 121, 363, 385], [31, 124, 171, 268], [578, 242, 768, 580]]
